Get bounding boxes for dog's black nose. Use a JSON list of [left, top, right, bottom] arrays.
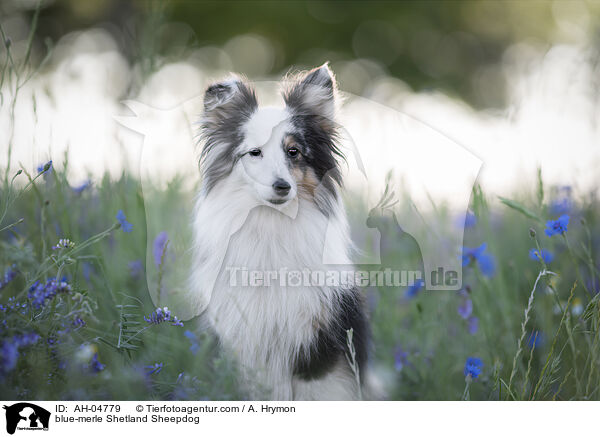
[[273, 178, 291, 196]]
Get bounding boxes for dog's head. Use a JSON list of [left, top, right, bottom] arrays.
[[199, 64, 344, 213]]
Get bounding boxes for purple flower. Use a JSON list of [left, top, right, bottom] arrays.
[[405, 278, 425, 299], [545, 215, 569, 237], [462, 243, 496, 277], [394, 346, 409, 372], [528, 248, 554, 264], [28, 278, 71, 308], [51, 238, 74, 250], [128, 260, 143, 279], [527, 331, 544, 349], [153, 231, 169, 267], [72, 180, 92, 194], [467, 316, 479, 335], [14, 332, 40, 350], [464, 211, 477, 228], [116, 210, 133, 233], [72, 317, 86, 328], [456, 211, 477, 229], [36, 160, 52, 174], [0, 297, 27, 314], [145, 306, 170, 324], [144, 307, 184, 327], [89, 353, 105, 373], [549, 198, 571, 215], [171, 316, 184, 327], [464, 357, 483, 379], [82, 262, 92, 282], [458, 298, 473, 319], [145, 362, 163, 375], [549, 186, 572, 215], [1, 332, 40, 374], [0, 264, 17, 290], [184, 330, 200, 355], [1, 340, 19, 372]]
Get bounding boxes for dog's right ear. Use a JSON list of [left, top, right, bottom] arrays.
[[199, 77, 258, 191], [203, 77, 257, 113]]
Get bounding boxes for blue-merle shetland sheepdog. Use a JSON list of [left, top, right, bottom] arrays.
[[190, 64, 372, 400]]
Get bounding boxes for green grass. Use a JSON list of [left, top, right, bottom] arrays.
[[0, 162, 599, 401], [1, 3, 599, 401]]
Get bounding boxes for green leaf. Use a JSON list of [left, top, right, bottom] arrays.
[[536, 167, 544, 207], [498, 196, 543, 222]]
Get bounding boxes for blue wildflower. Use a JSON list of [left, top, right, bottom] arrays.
[[545, 215, 569, 237], [467, 316, 479, 335], [56, 324, 71, 336], [28, 278, 71, 308], [145, 362, 163, 375], [176, 372, 185, 383], [89, 353, 105, 373], [28, 281, 45, 307], [0, 264, 17, 290], [72, 180, 92, 194], [52, 238, 74, 250], [405, 278, 425, 299], [456, 211, 477, 229], [82, 262, 92, 282], [144, 306, 170, 324], [0, 332, 40, 373], [527, 331, 544, 349], [366, 289, 379, 313], [464, 357, 483, 379], [128, 260, 143, 279], [458, 298, 473, 319], [464, 211, 477, 228], [549, 186, 572, 215], [184, 330, 201, 355], [144, 307, 184, 327], [116, 210, 133, 233], [18, 332, 40, 346], [72, 317, 86, 329], [0, 297, 27, 314], [394, 346, 409, 372], [1, 340, 19, 372], [36, 160, 52, 174], [153, 231, 169, 267], [528, 248, 554, 264], [549, 198, 571, 215], [462, 243, 496, 277]]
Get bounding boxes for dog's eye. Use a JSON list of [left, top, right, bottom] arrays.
[[287, 147, 299, 158], [248, 149, 262, 157]]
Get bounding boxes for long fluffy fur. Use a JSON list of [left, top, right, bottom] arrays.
[[190, 64, 370, 400]]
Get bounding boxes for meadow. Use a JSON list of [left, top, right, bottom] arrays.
[[1, 1, 599, 402], [0, 161, 599, 401]]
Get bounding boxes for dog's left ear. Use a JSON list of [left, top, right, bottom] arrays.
[[283, 63, 337, 124]]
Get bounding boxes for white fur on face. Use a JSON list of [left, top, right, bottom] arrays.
[[235, 107, 297, 206]]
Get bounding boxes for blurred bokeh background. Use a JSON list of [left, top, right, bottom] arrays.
[[5, 0, 599, 106], [2, 1, 600, 401], [1, 0, 599, 199]]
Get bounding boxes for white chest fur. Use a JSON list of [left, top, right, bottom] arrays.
[[189, 178, 353, 398]]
